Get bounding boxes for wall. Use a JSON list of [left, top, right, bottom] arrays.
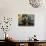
[[0, 0, 46, 40]]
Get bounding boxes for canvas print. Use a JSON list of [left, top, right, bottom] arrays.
[[18, 14, 34, 26]]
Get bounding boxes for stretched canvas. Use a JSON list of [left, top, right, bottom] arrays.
[[18, 14, 34, 26]]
